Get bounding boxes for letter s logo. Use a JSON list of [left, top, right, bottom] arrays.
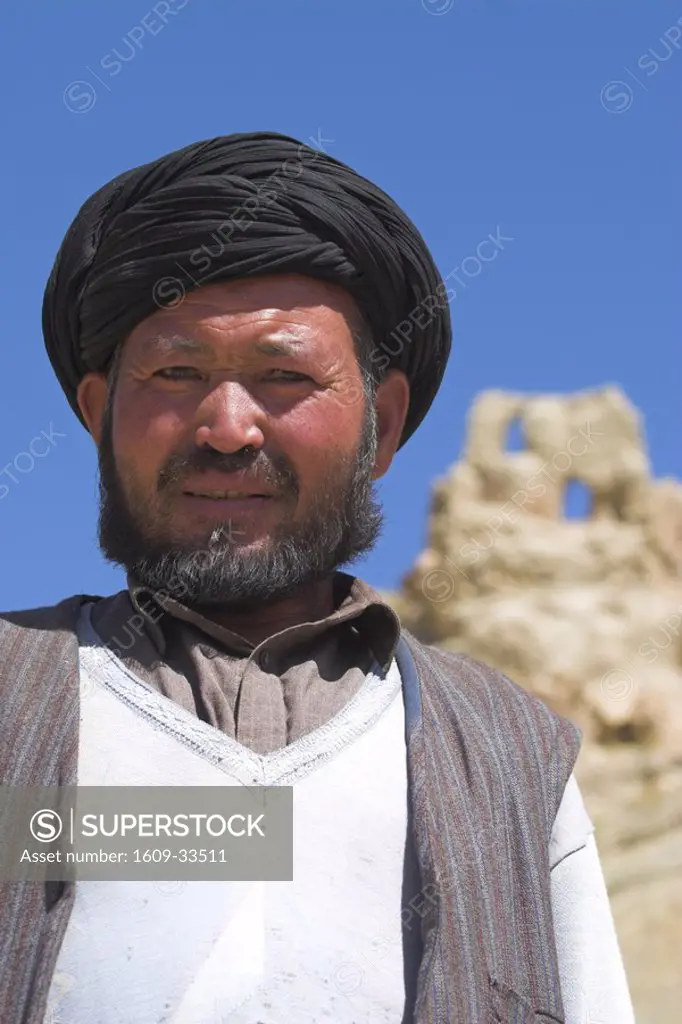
[[30, 809, 63, 843]]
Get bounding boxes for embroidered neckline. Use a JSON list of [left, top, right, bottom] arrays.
[[77, 602, 402, 787]]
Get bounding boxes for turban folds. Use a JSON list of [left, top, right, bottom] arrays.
[[42, 132, 451, 448]]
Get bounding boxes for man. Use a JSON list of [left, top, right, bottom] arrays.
[[0, 132, 634, 1023]]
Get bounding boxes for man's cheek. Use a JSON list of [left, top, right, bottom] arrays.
[[113, 436, 164, 499], [115, 408, 179, 463]]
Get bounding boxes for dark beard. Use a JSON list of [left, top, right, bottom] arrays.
[[96, 398, 384, 611]]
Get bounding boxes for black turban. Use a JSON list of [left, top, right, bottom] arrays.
[[42, 131, 451, 448]]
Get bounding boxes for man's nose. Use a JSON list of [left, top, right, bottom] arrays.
[[193, 380, 266, 453]]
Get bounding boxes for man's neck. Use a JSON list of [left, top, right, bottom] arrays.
[[190, 574, 338, 646]]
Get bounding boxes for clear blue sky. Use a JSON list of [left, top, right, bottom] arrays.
[[1, 0, 679, 610]]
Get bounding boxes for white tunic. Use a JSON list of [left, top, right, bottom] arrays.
[[47, 603, 408, 1023]]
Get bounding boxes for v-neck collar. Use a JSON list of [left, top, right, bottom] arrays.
[[77, 602, 403, 788]]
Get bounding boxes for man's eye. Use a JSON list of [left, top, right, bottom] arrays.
[[265, 370, 311, 382], [154, 367, 203, 380]]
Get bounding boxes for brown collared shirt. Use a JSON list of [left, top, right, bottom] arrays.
[[89, 571, 402, 755]]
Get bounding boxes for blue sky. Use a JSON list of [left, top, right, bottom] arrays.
[[1, 0, 679, 609]]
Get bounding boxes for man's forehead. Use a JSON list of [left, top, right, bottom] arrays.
[[130, 329, 317, 360]]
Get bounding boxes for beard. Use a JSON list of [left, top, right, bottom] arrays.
[[96, 397, 384, 612]]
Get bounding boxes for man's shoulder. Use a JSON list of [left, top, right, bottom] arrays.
[[400, 627, 581, 742], [0, 596, 94, 784], [0, 594, 98, 636], [401, 626, 529, 698]]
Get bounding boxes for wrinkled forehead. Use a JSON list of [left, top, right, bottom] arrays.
[[130, 274, 364, 340]]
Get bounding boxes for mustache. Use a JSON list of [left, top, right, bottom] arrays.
[[157, 446, 298, 496]]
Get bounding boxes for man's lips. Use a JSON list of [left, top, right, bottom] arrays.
[[183, 491, 273, 499], [178, 491, 277, 516], [179, 474, 277, 499]]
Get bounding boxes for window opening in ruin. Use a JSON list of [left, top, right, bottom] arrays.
[[504, 416, 526, 452], [562, 478, 592, 519]]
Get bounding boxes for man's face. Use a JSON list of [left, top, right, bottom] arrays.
[[91, 275, 393, 610]]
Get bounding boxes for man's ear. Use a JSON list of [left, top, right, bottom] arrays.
[[372, 369, 410, 480], [77, 372, 108, 444]]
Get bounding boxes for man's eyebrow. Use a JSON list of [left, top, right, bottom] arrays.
[[139, 335, 307, 359], [252, 338, 306, 358], [139, 336, 213, 358]]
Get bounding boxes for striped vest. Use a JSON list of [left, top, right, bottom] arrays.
[[0, 595, 581, 1023]]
